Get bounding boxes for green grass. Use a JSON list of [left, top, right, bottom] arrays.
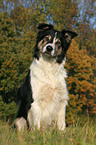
[[0, 120, 96, 145]]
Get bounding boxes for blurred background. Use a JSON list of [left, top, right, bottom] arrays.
[[0, 0, 96, 124]]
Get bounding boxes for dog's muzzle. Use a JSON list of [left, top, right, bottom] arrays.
[[42, 44, 56, 57], [46, 45, 53, 53]]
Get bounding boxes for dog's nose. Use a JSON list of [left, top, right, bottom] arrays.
[[46, 46, 53, 52]]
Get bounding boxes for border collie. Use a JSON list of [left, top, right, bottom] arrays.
[[15, 23, 77, 131]]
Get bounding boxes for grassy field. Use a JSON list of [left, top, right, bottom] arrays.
[[0, 119, 96, 145]]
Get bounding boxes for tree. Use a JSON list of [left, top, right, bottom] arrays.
[[0, 12, 18, 103], [0, 95, 16, 121], [10, 3, 47, 36], [65, 40, 96, 123], [0, 12, 36, 103], [77, 0, 96, 56], [44, 0, 79, 30]]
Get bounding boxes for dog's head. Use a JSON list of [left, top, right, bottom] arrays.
[[34, 23, 78, 63]]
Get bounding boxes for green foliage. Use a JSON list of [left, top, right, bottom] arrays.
[[44, 0, 79, 30], [0, 12, 16, 43], [0, 12, 18, 103], [0, 12, 36, 103], [10, 4, 47, 36], [0, 96, 16, 120]]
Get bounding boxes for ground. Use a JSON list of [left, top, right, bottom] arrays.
[[0, 118, 96, 145]]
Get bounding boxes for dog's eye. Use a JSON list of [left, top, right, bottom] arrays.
[[45, 35, 51, 41], [55, 40, 61, 50], [42, 35, 51, 44], [45, 36, 50, 41], [55, 41, 61, 46]]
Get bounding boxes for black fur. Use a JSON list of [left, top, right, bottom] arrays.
[[16, 23, 77, 125], [16, 70, 33, 120], [34, 23, 77, 63]]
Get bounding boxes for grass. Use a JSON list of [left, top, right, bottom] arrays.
[[0, 119, 96, 145]]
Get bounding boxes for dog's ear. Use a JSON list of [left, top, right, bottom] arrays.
[[38, 23, 53, 31], [61, 29, 78, 43]]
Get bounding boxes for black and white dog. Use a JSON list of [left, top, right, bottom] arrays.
[[15, 23, 77, 131]]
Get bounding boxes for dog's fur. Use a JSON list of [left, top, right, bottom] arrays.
[[15, 23, 77, 131]]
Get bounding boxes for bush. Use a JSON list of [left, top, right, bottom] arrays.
[[0, 95, 16, 121]]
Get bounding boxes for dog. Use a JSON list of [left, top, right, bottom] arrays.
[[15, 23, 77, 131]]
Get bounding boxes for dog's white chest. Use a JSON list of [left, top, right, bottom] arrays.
[[28, 57, 69, 127], [30, 57, 68, 105]]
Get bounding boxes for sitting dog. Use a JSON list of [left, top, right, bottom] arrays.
[[15, 23, 77, 131]]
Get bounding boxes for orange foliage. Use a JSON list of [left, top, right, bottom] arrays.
[[65, 40, 96, 121]]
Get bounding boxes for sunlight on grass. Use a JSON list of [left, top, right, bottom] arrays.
[[0, 120, 96, 145]]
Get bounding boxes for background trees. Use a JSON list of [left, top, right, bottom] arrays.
[[0, 0, 96, 123], [65, 40, 96, 123]]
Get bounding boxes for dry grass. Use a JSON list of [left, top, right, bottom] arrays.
[[0, 119, 96, 145]]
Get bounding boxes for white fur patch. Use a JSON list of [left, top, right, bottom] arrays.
[[43, 32, 58, 56], [28, 55, 69, 130], [14, 117, 27, 131]]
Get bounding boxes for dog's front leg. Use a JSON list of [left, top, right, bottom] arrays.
[[28, 102, 41, 130], [14, 117, 27, 131], [57, 101, 67, 131]]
